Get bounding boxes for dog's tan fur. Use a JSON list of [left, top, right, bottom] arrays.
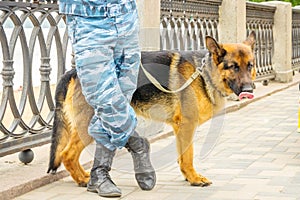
[[48, 33, 256, 187]]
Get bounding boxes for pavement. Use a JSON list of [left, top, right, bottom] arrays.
[[1, 73, 300, 200]]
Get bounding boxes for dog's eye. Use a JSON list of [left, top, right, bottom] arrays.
[[234, 65, 240, 72], [248, 63, 253, 71], [223, 63, 230, 70], [225, 64, 239, 71]]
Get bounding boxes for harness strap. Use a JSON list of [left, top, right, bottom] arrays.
[[140, 59, 205, 93]]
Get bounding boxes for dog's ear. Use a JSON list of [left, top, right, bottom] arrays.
[[243, 31, 256, 50], [206, 36, 226, 64]]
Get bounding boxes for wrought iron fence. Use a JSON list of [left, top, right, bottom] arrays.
[[160, 0, 221, 50], [0, 0, 70, 156], [292, 8, 300, 71], [246, 2, 275, 81]]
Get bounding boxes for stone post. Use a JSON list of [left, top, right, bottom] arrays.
[[137, 0, 161, 51], [218, 0, 247, 43], [263, 1, 293, 83]]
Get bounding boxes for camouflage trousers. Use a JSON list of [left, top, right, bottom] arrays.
[[66, 10, 140, 151]]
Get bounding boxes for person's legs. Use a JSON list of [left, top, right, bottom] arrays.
[[68, 14, 137, 150], [66, 15, 135, 197], [67, 6, 156, 194]]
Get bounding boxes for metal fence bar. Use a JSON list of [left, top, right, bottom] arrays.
[[0, 1, 69, 156]]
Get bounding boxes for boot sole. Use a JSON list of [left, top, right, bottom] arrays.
[[87, 188, 122, 197], [98, 192, 122, 197], [87, 186, 121, 197], [87, 186, 97, 193]]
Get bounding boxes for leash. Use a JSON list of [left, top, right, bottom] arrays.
[[140, 57, 206, 94]]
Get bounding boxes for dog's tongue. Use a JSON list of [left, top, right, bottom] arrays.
[[239, 92, 254, 100]]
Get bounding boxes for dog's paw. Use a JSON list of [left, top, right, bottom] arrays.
[[186, 174, 212, 187], [77, 177, 89, 187], [78, 182, 88, 187], [76, 173, 90, 187]]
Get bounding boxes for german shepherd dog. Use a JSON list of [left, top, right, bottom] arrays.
[[48, 32, 256, 187]]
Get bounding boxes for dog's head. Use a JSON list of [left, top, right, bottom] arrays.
[[205, 32, 256, 100]]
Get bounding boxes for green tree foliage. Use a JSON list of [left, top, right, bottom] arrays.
[[248, 0, 300, 6]]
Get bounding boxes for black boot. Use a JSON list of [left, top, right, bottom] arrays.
[[126, 132, 156, 190], [87, 143, 121, 197]]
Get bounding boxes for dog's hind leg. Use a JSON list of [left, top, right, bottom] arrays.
[[173, 119, 212, 187], [61, 129, 92, 187], [47, 106, 70, 174]]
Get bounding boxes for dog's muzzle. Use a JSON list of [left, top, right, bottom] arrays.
[[238, 84, 254, 100]]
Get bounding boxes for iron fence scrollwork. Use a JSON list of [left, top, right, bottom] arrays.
[[0, 0, 70, 157]]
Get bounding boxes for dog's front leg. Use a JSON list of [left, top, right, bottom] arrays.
[[173, 120, 212, 186]]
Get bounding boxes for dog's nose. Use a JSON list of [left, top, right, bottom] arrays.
[[241, 83, 253, 93], [239, 83, 254, 100]]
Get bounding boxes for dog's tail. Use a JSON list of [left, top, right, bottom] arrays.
[[47, 69, 77, 174]]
